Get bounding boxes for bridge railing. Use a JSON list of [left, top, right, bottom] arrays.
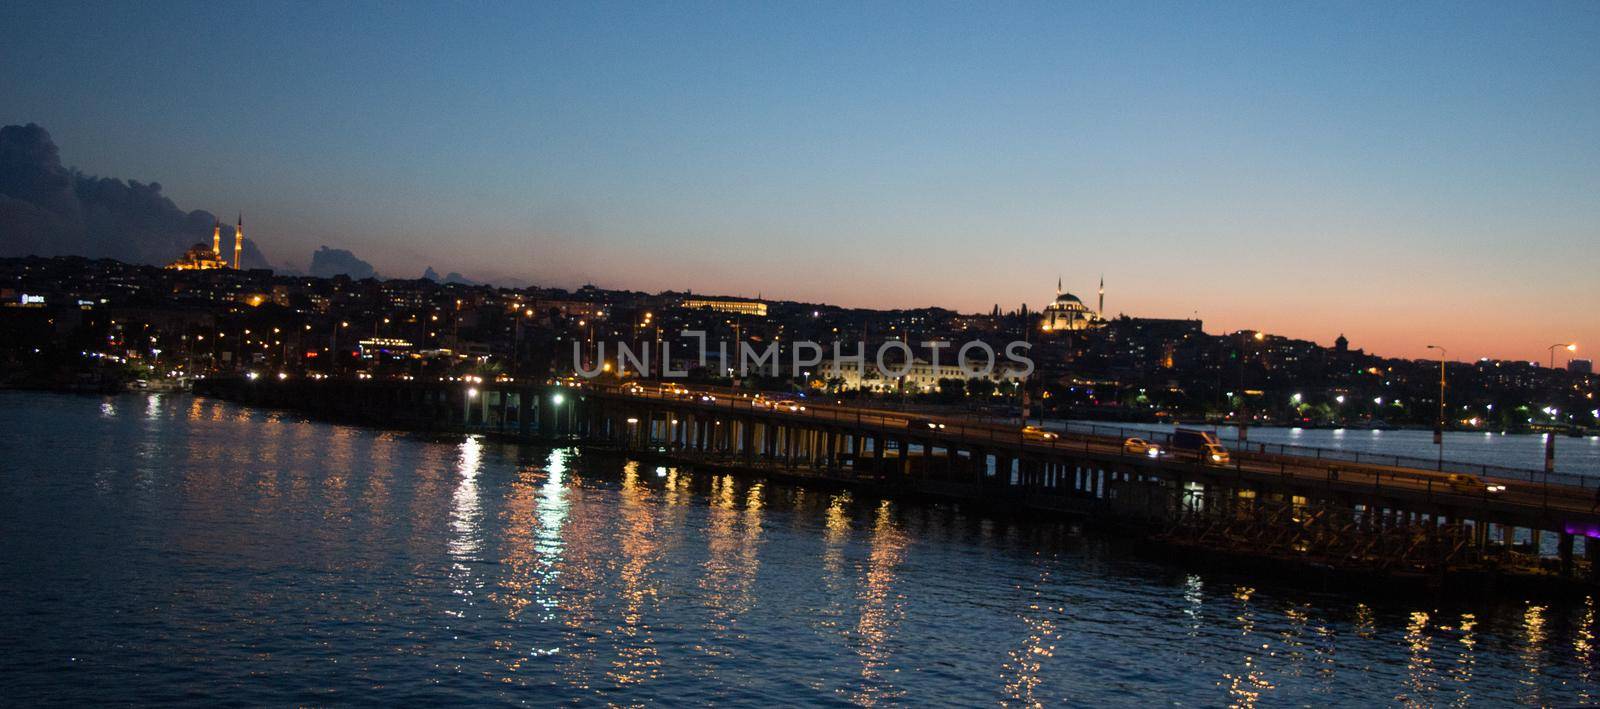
[[1047, 420, 1598, 490]]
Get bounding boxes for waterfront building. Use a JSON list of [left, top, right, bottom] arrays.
[[681, 297, 767, 317], [534, 299, 606, 320], [358, 337, 415, 360], [822, 357, 1029, 392]]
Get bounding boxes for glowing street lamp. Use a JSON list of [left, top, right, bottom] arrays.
[[1425, 344, 1447, 467], [1548, 342, 1577, 369]]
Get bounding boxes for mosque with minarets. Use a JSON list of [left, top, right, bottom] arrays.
[[1040, 275, 1107, 332], [168, 214, 248, 270]]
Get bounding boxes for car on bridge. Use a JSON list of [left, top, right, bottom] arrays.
[[1445, 473, 1507, 494], [1022, 425, 1059, 441], [771, 399, 806, 412], [1123, 437, 1161, 457], [1198, 443, 1230, 466], [910, 419, 947, 431], [1170, 428, 1229, 465]]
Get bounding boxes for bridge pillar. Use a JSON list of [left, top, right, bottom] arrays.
[[894, 437, 910, 479], [742, 418, 755, 462], [522, 389, 536, 438], [1588, 538, 1600, 582], [1560, 533, 1575, 577], [872, 435, 885, 477]]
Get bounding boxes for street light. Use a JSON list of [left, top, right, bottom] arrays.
[[1548, 343, 1577, 369], [1425, 344, 1446, 469]]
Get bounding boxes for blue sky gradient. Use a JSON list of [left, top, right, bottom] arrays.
[[3, 1, 1597, 359]]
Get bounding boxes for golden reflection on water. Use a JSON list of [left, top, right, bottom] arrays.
[[1000, 556, 1060, 708], [1520, 604, 1548, 704], [531, 449, 570, 657], [697, 475, 765, 674], [1449, 612, 1477, 707], [852, 500, 908, 707], [358, 433, 394, 537], [445, 435, 485, 643], [1278, 603, 1332, 691], [807, 490, 854, 694], [1223, 585, 1274, 708], [1184, 574, 1205, 638], [607, 460, 664, 687], [1579, 597, 1597, 705], [663, 466, 685, 507], [553, 448, 605, 692], [494, 459, 542, 626], [1354, 603, 1376, 640], [318, 424, 351, 526], [826, 492, 853, 549], [1399, 610, 1433, 707]]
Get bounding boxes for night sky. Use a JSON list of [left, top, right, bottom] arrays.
[[3, 1, 1597, 361]]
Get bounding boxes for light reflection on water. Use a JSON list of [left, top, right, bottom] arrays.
[[4, 391, 1600, 705]]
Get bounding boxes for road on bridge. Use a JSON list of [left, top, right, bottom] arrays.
[[578, 380, 1599, 522]]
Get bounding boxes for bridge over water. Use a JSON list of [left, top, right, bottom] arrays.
[[199, 375, 1600, 588]]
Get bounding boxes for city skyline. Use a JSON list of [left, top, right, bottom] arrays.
[[3, 1, 1598, 361]]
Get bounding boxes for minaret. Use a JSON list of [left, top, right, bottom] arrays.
[[1098, 274, 1104, 315], [1056, 276, 1062, 297], [232, 213, 243, 269], [211, 219, 221, 258]]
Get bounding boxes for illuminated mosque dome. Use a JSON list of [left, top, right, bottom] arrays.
[[167, 241, 228, 271], [1041, 278, 1105, 332], [165, 216, 246, 271]]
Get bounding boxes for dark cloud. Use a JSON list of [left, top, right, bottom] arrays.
[[310, 246, 378, 280], [422, 265, 483, 286], [0, 123, 272, 269]]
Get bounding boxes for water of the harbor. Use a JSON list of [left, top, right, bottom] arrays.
[[5, 391, 1600, 705], [1066, 420, 1600, 477]]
